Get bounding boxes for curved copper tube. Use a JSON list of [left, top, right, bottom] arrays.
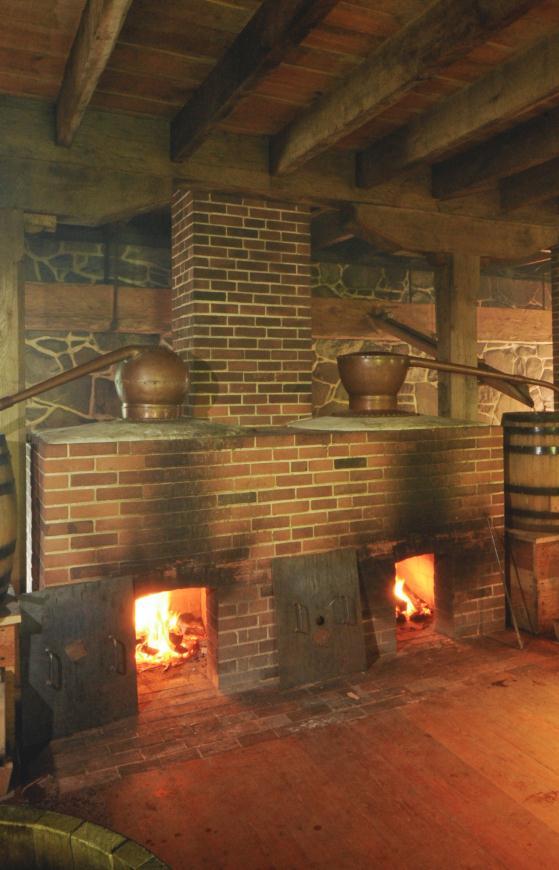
[[407, 355, 559, 397], [0, 345, 145, 412]]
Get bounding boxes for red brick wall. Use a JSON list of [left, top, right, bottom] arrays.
[[172, 190, 313, 426], [31, 425, 504, 691]]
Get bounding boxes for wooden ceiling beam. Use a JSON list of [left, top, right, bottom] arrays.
[[349, 204, 559, 260], [432, 106, 559, 200], [56, 0, 133, 147], [500, 156, 559, 211], [170, 0, 337, 163], [270, 0, 541, 177], [357, 24, 559, 189], [311, 208, 356, 250]]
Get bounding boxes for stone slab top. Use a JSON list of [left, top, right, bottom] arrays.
[[30, 414, 493, 445], [31, 419, 249, 444], [288, 414, 492, 432]]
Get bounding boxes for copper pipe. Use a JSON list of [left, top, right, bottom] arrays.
[[0, 345, 144, 412], [407, 355, 559, 397]]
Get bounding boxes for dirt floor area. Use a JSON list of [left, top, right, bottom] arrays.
[[11, 630, 559, 868]]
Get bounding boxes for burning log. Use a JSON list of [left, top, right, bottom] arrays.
[[135, 592, 207, 672]]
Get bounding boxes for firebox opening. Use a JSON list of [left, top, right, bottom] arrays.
[[135, 587, 208, 673], [394, 553, 435, 647]]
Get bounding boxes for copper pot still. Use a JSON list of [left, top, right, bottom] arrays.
[[115, 347, 189, 421], [337, 351, 559, 414]]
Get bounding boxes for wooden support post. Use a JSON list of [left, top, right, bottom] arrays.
[[436, 253, 480, 421], [0, 210, 25, 591], [551, 247, 559, 408]]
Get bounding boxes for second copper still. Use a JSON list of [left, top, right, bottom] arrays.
[[337, 351, 559, 414]]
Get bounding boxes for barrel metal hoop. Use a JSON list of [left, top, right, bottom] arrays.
[[509, 507, 559, 520], [504, 426, 559, 436], [0, 480, 15, 496], [507, 445, 559, 455], [506, 484, 559, 495], [0, 540, 16, 561]]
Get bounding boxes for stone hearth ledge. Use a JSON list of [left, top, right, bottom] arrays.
[[32, 414, 490, 444]]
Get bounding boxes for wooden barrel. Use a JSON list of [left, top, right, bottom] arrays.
[[0, 435, 16, 600], [503, 412, 559, 533]]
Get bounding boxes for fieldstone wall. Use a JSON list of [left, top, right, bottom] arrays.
[[311, 261, 553, 423], [22, 237, 553, 429], [24, 236, 170, 287], [25, 332, 160, 429], [24, 236, 170, 429]]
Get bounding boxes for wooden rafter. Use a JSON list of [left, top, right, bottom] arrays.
[[270, 0, 541, 177], [170, 0, 338, 163], [56, 0, 134, 147], [432, 106, 559, 200], [357, 24, 559, 189]]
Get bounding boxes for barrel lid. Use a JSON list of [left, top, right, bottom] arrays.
[[502, 412, 559, 425]]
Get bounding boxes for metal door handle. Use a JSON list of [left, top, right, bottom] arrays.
[[330, 595, 357, 625], [108, 635, 127, 675], [45, 647, 62, 690], [294, 602, 310, 634]]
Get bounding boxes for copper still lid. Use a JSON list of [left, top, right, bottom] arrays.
[[114, 347, 189, 421]]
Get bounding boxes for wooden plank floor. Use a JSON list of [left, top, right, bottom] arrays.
[[19, 633, 559, 868]]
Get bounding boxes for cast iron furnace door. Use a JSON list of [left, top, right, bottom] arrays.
[[273, 550, 366, 689], [19, 576, 137, 747]]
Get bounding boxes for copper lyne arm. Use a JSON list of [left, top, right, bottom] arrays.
[[407, 355, 559, 397], [0, 345, 145, 412]]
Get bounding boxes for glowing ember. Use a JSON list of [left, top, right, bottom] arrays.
[[135, 592, 204, 670], [394, 575, 432, 621]]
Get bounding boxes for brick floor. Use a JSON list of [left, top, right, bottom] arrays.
[[26, 629, 535, 795]]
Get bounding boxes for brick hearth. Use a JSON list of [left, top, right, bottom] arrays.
[[30, 417, 505, 692]]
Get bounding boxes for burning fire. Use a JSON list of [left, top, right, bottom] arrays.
[[394, 574, 432, 621], [135, 591, 204, 670]]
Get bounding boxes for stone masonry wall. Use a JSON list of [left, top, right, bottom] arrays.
[[23, 236, 170, 429], [312, 261, 553, 421]]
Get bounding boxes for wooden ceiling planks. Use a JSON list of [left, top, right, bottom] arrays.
[[0, 0, 86, 100], [3, 0, 559, 224]]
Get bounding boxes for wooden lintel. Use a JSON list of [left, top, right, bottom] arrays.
[[171, 0, 337, 162], [270, 0, 540, 176], [432, 106, 559, 200], [311, 297, 552, 344], [350, 204, 559, 260], [500, 156, 559, 212], [56, 0, 134, 146], [24, 283, 172, 334], [357, 27, 559, 189]]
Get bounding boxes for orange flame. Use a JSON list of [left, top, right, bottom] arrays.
[[135, 591, 181, 667], [394, 574, 432, 621], [394, 575, 416, 619]]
